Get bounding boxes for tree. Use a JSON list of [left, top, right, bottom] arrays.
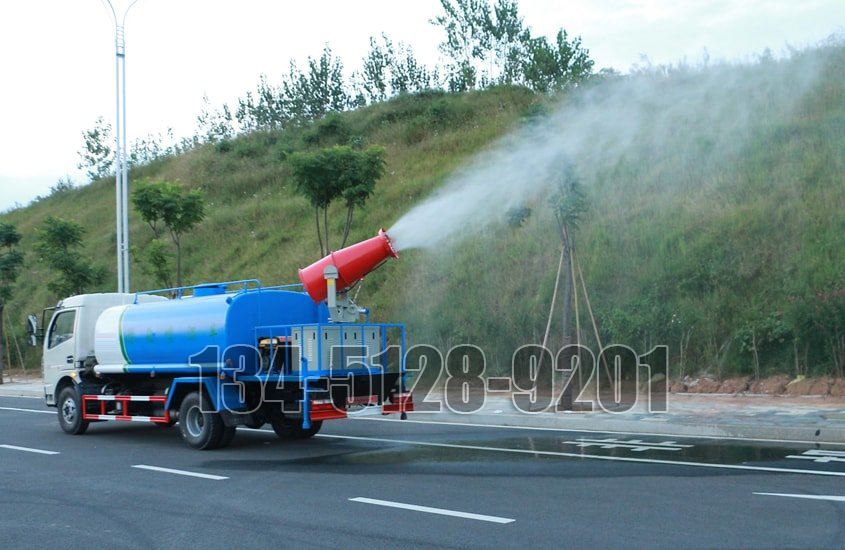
[[522, 30, 594, 93], [289, 145, 386, 255], [549, 164, 588, 348], [0, 223, 23, 384], [132, 179, 206, 288], [35, 217, 106, 296], [77, 116, 114, 181], [359, 34, 394, 103], [431, 0, 490, 90]]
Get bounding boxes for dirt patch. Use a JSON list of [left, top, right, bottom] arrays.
[[830, 379, 845, 397], [685, 377, 721, 393], [786, 376, 832, 396], [669, 380, 687, 393], [718, 376, 751, 394], [750, 375, 790, 395]]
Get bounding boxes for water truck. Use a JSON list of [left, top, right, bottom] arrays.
[[28, 230, 412, 450]]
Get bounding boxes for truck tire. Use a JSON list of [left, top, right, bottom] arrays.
[[57, 386, 89, 435], [270, 416, 322, 439], [178, 392, 226, 450]]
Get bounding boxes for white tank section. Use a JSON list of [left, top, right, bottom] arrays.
[[94, 304, 129, 367]]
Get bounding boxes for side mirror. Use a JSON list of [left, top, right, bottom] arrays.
[[26, 314, 38, 347]]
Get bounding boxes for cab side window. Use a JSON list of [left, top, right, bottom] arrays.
[[48, 310, 76, 349]]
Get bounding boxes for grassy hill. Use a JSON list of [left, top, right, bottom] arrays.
[[4, 43, 845, 379]]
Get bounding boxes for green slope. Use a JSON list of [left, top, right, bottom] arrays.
[[4, 44, 845, 379]]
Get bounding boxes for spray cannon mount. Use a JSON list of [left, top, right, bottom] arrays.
[[298, 229, 399, 322]]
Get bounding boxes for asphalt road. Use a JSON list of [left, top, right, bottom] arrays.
[[2, 395, 845, 549]]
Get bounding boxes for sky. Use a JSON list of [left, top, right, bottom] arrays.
[[1, 0, 843, 211]]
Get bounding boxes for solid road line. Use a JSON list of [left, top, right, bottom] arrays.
[[351, 415, 845, 446], [0, 444, 59, 455], [314, 433, 845, 477], [0, 406, 54, 414], [754, 492, 845, 502], [132, 464, 228, 480], [349, 497, 515, 524]]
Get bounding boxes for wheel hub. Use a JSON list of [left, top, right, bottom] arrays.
[[61, 397, 76, 424], [185, 405, 205, 437]]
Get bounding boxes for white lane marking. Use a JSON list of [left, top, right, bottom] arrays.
[[350, 497, 515, 524], [786, 449, 845, 463], [0, 406, 53, 414], [350, 415, 845, 446], [567, 438, 693, 452], [313, 434, 845, 477], [754, 492, 845, 502], [0, 444, 59, 455], [0, 394, 42, 399], [131, 465, 228, 480]]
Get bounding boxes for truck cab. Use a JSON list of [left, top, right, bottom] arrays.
[[42, 293, 164, 406]]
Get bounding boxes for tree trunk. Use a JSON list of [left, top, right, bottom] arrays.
[[175, 238, 182, 288], [323, 207, 330, 253], [0, 303, 5, 384], [341, 206, 354, 249], [314, 206, 324, 256]]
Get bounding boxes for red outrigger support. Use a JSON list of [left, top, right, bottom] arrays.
[[81, 395, 171, 424]]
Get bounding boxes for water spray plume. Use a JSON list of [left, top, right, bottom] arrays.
[[388, 47, 829, 251]]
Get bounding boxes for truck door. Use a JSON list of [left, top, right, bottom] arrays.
[[42, 308, 78, 405]]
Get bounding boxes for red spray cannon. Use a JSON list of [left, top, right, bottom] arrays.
[[299, 229, 398, 303]]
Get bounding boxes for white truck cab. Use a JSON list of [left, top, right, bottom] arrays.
[[42, 293, 158, 405]]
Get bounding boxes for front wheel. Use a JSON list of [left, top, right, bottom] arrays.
[[270, 415, 322, 439], [57, 386, 89, 435], [178, 392, 227, 450]]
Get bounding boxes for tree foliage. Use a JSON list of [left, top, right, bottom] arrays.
[[431, 0, 593, 92], [132, 179, 206, 288], [77, 116, 113, 181], [35, 217, 105, 296], [289, 145, 386, 255]]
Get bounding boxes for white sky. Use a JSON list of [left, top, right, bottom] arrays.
[[1, 0, 843, 210]]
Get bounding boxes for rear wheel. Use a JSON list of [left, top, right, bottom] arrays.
[[57, 386, 89, 435], [270, 415, 322, 439], [178, 392, 226, 450]]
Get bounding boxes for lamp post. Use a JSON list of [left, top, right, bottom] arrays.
[[103, 0, 138, 293]]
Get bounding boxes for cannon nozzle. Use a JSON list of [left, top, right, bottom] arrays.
[[298, 229, 398, 303]]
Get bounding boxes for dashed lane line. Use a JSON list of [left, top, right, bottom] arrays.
[[0, 406, 53, 414], [349, 497, 515, 523], [754, 492, 845, 502], [131, 464, 228, 480], [0, 444, 59, 455]]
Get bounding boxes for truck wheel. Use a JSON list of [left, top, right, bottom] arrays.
[[57, 387, 89, 435], [178, 392, 226, 450], [270, 416, 322, 439]]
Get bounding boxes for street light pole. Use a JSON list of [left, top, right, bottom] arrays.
[[103, 0, 138, 293]]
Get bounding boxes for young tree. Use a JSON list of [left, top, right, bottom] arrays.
[[35, 217, 106, 296], [522, 30, 594, 93], [132, 180, 206, 288], [289, 145, 386, 255], [77, 116, 114, 181], [549, 164, 587, 348], [0, 223, 23, 383], [431, 0, 490, 90], [359, 34, 395, 103]]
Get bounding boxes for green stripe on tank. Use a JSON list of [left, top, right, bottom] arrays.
[[118, 307, 132, 365]]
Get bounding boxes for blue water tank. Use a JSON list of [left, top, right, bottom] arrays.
[[94, 290, 326, 374]]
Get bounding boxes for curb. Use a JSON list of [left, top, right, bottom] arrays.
[[0, 386, 43, 398]]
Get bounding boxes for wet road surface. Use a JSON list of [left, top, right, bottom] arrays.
[[1, 395, 845, 548]]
